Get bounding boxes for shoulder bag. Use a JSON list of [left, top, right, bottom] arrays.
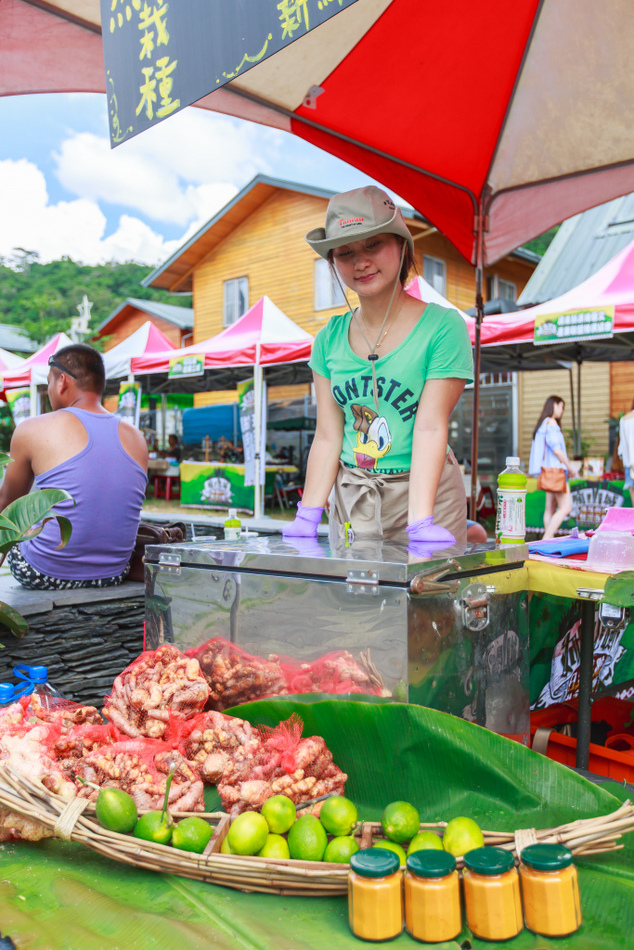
[[128, 521, 187, 582], [536, 430, 567, 493]]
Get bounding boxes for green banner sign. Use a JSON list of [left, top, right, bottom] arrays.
[[533, 305, 614, 344], [179, 461, 280, 513], [5, 388, 31, 426], [101, 0, 359, 146], [168, 355, 204, 379]]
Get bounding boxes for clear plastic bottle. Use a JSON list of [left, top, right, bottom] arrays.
[[496, 457, 527, 545], [0, 682, 32, 708], [13, 664, 63, 711], [224, 508, 242, 541]]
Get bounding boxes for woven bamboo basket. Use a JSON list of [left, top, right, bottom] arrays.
[[1, 764, 633, 896]]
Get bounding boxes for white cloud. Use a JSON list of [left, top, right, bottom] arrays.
[[0, 158, 188, 265], [54, 109, 281, 225]]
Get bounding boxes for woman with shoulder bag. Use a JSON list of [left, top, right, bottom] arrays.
[[528, 395, 580, 540]]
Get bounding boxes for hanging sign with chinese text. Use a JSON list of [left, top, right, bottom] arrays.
[[168, 355, 205, 378], [101, 0, 359, 146], [533, 306, 614, 345]]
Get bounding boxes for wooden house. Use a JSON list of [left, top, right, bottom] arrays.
[[145, 176, 537, 416], [94, 298, 194, 350]]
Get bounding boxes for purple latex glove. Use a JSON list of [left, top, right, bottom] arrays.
[[282, 502, 324, 538], [407, 516, 456, 547]]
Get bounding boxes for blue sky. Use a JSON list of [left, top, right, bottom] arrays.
[[0, 92, 376, 268]]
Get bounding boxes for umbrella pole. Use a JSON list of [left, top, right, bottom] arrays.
[[576, 359, 582, 457], [469, 220, 485, 521], [568, 367, 577, 456]]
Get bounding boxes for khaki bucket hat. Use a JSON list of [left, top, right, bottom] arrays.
[[305, 186, 414, 259]]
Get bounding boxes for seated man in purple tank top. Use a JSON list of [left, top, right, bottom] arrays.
[[0, 344, 148, 590]]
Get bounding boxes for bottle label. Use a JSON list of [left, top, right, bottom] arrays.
[[224, 526, 241, 541], [496, 489, 526, 543]]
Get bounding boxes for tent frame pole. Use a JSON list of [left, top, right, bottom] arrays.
[[470, 211, 485, 520], [576, 359, 582, 457], [568, 367, 577, 456]]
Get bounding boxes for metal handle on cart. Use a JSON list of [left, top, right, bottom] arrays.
[[409, 558, 461, 596]]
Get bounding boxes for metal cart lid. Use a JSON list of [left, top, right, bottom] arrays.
[[144, 535, 527, 583]]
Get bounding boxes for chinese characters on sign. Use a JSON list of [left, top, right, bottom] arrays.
[[533, 306, 615, 345], [101, 0, 359, 145], [168, 355, 205, 378]]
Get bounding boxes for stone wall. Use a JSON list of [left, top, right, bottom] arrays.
[[0, 595, 144, 709]]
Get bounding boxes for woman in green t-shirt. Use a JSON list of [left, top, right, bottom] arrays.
[[283, 186, 473, 550]]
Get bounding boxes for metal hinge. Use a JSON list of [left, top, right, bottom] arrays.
[[346, 569, 379, 596], [158, 552, 181, 574], [459, 583, 493, 632]]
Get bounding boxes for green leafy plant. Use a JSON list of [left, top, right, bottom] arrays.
[[564, 427, 595, 458], [0, 453, 73, 637]]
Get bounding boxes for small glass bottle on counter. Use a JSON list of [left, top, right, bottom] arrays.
[[348, 848, 403, 942], [463, 847, 523, 942], [404, 849, 461, 943], [519, 843, 581, 937]]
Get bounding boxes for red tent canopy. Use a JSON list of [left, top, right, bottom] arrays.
[[0, 333, 73, 389], [131, 296, 312, 375], [102, 321, 177, 380]]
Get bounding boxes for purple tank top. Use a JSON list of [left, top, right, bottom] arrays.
[[21, 408, 147, 580]]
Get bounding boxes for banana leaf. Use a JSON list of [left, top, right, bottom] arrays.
[[1, 700, 633, 950], [0, 489, 73, 555], [0, 601, 28, 638]]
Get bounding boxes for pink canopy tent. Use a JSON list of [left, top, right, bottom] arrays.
[[131, 296, 312, 376], [132, 296, 313, 517], [0, 332, 74, 390], [405, 276, 473, 333], [102, 321, 177, 381]]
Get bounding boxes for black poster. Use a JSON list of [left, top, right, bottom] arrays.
[[101, 0, 359, 146]]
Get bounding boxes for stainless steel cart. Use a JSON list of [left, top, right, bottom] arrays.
[[145, 537, 529, 741]]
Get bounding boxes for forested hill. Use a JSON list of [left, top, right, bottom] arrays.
[[0, 252, 191, 345]]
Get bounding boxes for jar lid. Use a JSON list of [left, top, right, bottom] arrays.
[[350, 848, 400, 877], [464, 847, 514, 875], [406, 850, 456, 877], [521, 843, 573, 870]]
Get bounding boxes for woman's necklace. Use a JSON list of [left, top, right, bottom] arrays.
[[359, 301, 403, 351]]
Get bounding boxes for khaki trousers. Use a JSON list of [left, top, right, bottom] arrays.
[[328, 449, 467, 546]]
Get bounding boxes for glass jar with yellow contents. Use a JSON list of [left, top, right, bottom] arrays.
[[463, 847, 523, 941], [348, 849, 403, 942], [519, 843, 581, 936], [404, 850, 461, 943]]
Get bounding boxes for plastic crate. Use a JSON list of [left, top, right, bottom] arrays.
[[531, 698, 634, 782]]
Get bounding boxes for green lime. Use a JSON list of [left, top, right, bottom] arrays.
[[373, 839, 407, 866], [442, 817, 484, 857], [261, 795, 297, 834], [381, 801, 420, 843], [407, 831, 443, 856], [323, 835, 360, 864], [172, 816, 213, 854], [227, 811, 269, 856], [287, 814, 328, 862], [95, 788, 138, 834], [220, 835, 233, 854], [319, 796, 358, 836], [257, 833, 291, 860], [133, 811, 173, 845]]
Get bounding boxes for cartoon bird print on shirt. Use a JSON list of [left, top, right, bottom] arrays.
[[351, 404, 392, 470]]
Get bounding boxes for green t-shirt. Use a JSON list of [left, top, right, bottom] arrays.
[[308, 303, 473, 473]]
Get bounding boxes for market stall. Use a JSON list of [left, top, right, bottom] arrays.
[[179, 460, 298, 512], [131, 296, 313, 519], [526, 475, 631, 535], [0, 332, 73, 418]]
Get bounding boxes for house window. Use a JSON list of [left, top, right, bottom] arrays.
[[223, 277, 248, 326], [423, 255, 446, 295], [314, 258, 346, 311], [498, 278, 517, 302]]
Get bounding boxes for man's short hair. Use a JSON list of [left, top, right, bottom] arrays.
[[51, 344, 106, 396]]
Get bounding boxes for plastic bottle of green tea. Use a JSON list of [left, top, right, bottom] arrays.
[[224, 508, 242, 541], [495, 457, 527, 544]]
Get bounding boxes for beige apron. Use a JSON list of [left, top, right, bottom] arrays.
[[328, 448, 467, 546]]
